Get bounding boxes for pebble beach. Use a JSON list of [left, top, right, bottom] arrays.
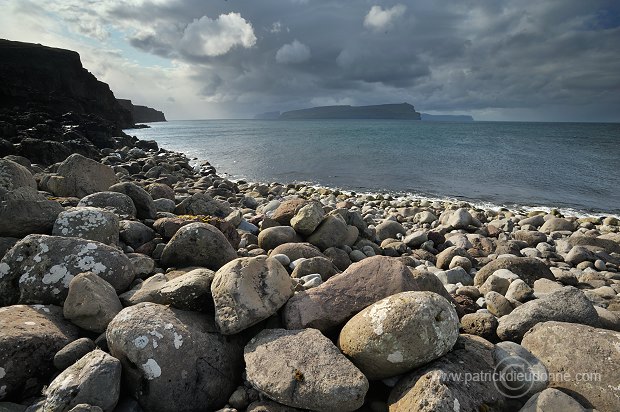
[[1, 129, 620, 412]]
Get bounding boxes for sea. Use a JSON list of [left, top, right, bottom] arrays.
[[125, 120, 620, 217]]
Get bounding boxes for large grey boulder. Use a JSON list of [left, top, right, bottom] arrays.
[[43, 349, 121, 412], [522, 321, 620, 411], [519, 388, 587, 412], [306, 215, 350, 250], [108, 182, 156, 220], [53, 207, 119, 246], [290, 202, 324, 236], [388, 335, 506, 412], [338, 291, 459, 380], [212, 256, 294, 334], [174, 192, 232, 218], [119, 220, 155, 250], [0, 158, 37, 191], [375, 220, 406, 242], [0, 305, 79, 401], [54, 338, 96, 371], [160, 222, 237, 270], [283, 256, 455, 332], [540, 217, 576, 233], [159, 268, 215, 312], [46, 154, 119, 198], [0, 187, 63, 238], [244, 328, 368, 411], [0, 235, 134, 306], [63, 272, 123, 333], [497, 286, 600, 341], [77, 191, 137, 219], [106, 303, 243, 412], [474, 256, 555, 287], [493, 341, 548, 399]]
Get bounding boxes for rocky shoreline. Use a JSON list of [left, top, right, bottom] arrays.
[[1, 118, 620, 412]]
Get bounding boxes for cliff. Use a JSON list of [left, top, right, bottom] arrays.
[[279, 103, 421, 120], [118, 99, 166, 123], [0, 39, 133, 129]]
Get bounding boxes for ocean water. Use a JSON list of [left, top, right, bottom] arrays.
[[125, 120, 620, 216]]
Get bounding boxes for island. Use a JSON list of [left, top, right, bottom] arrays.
[[278, 103, 421, 120], [420, 113, 474, 122], [117, 99, 167, 123]]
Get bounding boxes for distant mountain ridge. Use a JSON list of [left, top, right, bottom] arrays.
[[117, 99, 166, 123], [278, 103, 421, 120]]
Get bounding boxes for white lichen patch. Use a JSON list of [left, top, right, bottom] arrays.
[[134, 336, 149, 349], [0, 262, 9, 279], [32, 304, 50, 313], [387, 351, 403, 364], [152, 340, 158, 348], [364, 298, 392, 336], [76, 256, 107, 274], [453, 398, 460, 412], [141, 359, 161, 380], [0, 366, 6, 379], [149, 330, 163, 339], [42, 265, 72, 286], [0, 385, 6, 397], [24, 321, 36, 326], [174, 332, 183, 349]]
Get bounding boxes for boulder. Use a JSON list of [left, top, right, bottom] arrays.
[[159, 268, 215, 312], [564, 246, 596, 266], [375, 220, 406, 242], [522, 321, 620, 411], [54, 338, 96, 371], [271, 198, 306, 225], [388, 335, 506, 412], [119, 220, 155, 250], [0, 305, 79, 401], [77, 192, 137, 219], [52, 207, 119, 246], [493, 341, 548, 399], [108, 182, 156, 220], [63, 272, 123, 333], [434, 267, 473, 286], [485, 291, 513, 317], [269, 243, 325, 262], [519, 388, 587, 412], [0, 188, 63, 237], [306, 215, 350, 250], [513, 230, 547, 247], [447, 208, 476, 229], [0, 158, 36, 191], [146, 183, 175, 201], [338, 291, 459, 380], [497, 287, 600, 341], [174, 193, 232, 218], [460, 312, 498, 341], [43, 350, 121, 412], [244, 328, 368, 411], [290, 256, 340, 280], [106, 303, 243, 412], [47, 154, 119, 198], [474, 256, 555, 287], [258, 226, 300, 252], [212, 256, 294, 334], [283, 256, 455, 332], [160, 222, 237, 271], [435, 246, 474, 270], [0, 235, 134, 306], [540, 218, 576, 233], [290, 202, 324, 236]]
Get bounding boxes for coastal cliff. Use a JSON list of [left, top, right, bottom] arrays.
[[117, 99, 167, 123], [279, 103, 421, 120]]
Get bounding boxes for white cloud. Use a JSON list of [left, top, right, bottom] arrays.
[[179, 13, 257, 57], [270, 21, 282, 33], [364, 4, 407, 31], [275, 39, 311, 64]]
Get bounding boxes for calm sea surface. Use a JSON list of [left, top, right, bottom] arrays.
[[125, 120, 620, 216]]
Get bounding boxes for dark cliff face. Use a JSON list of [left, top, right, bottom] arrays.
[[118, 99, 166, 123], [279, 103, 422, 120], [0, 39, 133, 129]]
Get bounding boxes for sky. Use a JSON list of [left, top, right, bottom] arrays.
[[1, 0, 619, 122]]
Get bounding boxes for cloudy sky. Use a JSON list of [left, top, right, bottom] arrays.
[[1, 0, 619, 121]]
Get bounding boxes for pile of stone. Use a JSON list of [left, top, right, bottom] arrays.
[[1, 139, 619, 412]]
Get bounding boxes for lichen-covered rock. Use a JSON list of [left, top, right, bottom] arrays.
[[52, 207, 119, 246], [43, 349, 121, 412], [0, 235, 134, 306], [290, 202, 324, 236], [63, 272, 123, 333], [108, 182, 156, 220], [0, 158, 37, 191], [160, 222, 237, 270], [244, 328, 368, 411], [212, 256, 294, 334], [77, 192, 137, 219], [106, 303, 243, 412], [159, 268, 215, 312], [46, 154, 119, 198], [0, 305, 79, 401], [338, 291, 459, 380]]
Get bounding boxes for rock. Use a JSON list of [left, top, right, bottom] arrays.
[[323, 247, 351, 271], [119, 220, 155, 250], [258, 226, 299, 252], [540, 217, 576, 233], [118, 274, 168, 306], [415, 211, 437, 224], [566, 235, 620, 255], [244, 328, 368, 411], [497, 287, 600, 341], [153, 198, 175, 213], [146, 183, 175, 201], [493, 341, 549, 399], [283, 256, 455, 332], [338, 291, 459, 380], [479, 274, 511, 295], [375, 220, 406, 242], [127, 253, 155, 279], [460, 312, 498, 341], [522, 321, 620, 411], [160, 222, 237, 271], [485, 291, 513, 317], [519, 214, 546, 228], [0, 305, 79, 401], [290, 202, 324, 236], [474, 256, 555, 287], [505, 279, 534, 302], [271, 198, 306, 225], [212, 256, 294, 334], [0, 158, 37, 191], [596, 306, 620, 331], [533, 278, 563, 295], [519, 388, 587, 412], [306, 215, 349, 250], [449, 255, 472, 272], [63, 272, 123, 333], [290, 256, 340, 281], [246, 400, 302, 411], [77, 192, 137, 219], [53, 207, 119, 246], [565, 246, 596, 266], [159, 268, 215, 312], [388, 335, 506, 412], [54, 338, 96, 371], [107, 303, 242, 412], [43, 349, 121, 412], [0, 187, 64, 237], [435, 246, 474, 270], [45, 154, 118, 198], [0, 235, 134, 306], [434, 267, 473, 286], [174, 193, 232, 218], [513, 230, 547, 247], [403, 230, 428, 248], [108, 182, 156, 220], [447, 208, 476, 229], [269, 243, 325, 262]]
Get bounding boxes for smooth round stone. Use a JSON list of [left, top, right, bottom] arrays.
[[594, 259, 607, 271], [349, 249, 367, 262], [271, 253, 291, 267]]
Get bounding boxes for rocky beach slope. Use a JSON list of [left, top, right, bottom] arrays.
[[1, 41, 620, 412]]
